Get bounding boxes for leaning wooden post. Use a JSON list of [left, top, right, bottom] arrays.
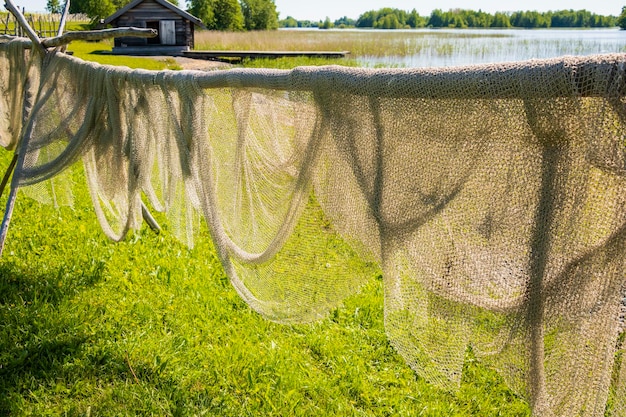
[[57, 0, 70, 37], [0, 153, 18, 199], [54, 0, 70, 52], [0, 0, 46, 256]]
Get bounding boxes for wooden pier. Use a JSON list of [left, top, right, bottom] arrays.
[[182, 50, 350, 63]]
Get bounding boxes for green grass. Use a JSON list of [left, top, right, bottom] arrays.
[[69, 40, 181, 70], [0, 163, 531, 416], [0, 40, 533, 416]]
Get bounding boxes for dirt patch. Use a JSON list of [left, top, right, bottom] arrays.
[[151, 56, 233, 71]]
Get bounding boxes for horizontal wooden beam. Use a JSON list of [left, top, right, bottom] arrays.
[[1, 36, 624, 100], [41, 27, 157, 48]]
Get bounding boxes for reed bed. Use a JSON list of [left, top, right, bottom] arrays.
[[194, 28, 510, 57]]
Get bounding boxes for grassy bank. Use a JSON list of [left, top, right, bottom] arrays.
[[0, 41, 532, 416]]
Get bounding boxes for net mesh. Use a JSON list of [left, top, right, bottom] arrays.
[[1, 38, 625, 416]]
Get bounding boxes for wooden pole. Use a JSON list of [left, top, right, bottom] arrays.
[[57, 0, 70, 37], [0, 178, 19, 255], [54, 0, 71, 51], [141, 203, 161, 233], [0, 0, 45, 256], [0, 153, 18, 199]]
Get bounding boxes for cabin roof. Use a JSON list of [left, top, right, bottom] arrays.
[[103, 0, 205, 29]]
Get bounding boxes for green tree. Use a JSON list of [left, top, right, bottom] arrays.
[[491, 12, 511, 28], [320, 16, 333, 29], [279, 16, 298, 28], [241, 0, 278, 30], [374, 13, 401, 29], [617, 6, 626, 29], [590, 13, 614, 27], [510, 10, 551, 28], [46, 0, 63, 13], [465, 10, 493, 27], [69, 0, 118, 20], [334, 16, 356, 28], [428, 9, 444, 27], [188, 0, 243, 30], [188, 0, 215, 26], [356, 10, 378, 27], [407, 9, 426, 28], [213, 0, 244, 30], [356, 8, 412, 29]]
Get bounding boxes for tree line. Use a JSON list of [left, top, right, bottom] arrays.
[[281, 8, 619, 30], [46, 0, 279, 31], [367, 8, 618, 29], [619, 6, 626, 29]]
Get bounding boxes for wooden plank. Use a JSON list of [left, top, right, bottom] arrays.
[[112, 44, 190, 55], [183, 50, 350, 62]]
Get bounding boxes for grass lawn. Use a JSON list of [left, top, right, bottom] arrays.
[[0, 40, 532, 416], [68, 40, 182, 70]]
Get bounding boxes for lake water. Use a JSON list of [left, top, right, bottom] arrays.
[[355, 28, 626, 68]]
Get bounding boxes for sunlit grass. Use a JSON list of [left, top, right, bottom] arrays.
[[0, 152, 532, 415], [69, 40, 181, 70]]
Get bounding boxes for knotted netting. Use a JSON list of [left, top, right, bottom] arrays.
[[1, 37, 625, 416]]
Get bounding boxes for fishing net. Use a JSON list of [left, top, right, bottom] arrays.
[[0, 37, 32, 150], [1, 38, 625, 416]]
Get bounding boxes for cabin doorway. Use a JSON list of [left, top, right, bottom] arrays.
[[146, 21, 160, 44], [145, 21, 175, 45]]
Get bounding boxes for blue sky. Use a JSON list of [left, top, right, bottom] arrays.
[[8, 0, 626, 21]]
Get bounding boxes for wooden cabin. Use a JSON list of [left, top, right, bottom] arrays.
[[103, 0, 205, 56]]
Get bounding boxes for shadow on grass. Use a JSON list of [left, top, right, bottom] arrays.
[[0, 261, 105, 414], [86, 49, 113, 55]]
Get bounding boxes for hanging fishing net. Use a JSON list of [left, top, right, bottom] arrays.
[[1, 37, 625, 416]]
